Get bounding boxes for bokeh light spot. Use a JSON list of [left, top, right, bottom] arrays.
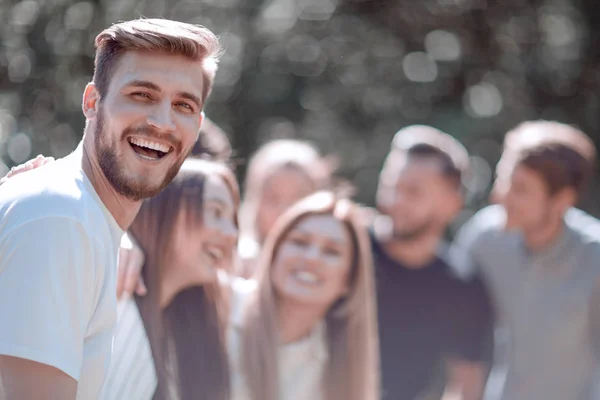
[[403, 52, 438, 82], [8, 133, 32, 164], [465, 82, 503, 118], [425, 30, 462, 61]]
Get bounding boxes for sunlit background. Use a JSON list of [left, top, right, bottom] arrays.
[[1, 0, 599, 223]]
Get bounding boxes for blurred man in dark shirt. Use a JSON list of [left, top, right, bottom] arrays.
[[372, 125, 493, 400]]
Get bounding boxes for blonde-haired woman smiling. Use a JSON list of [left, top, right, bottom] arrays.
[[230, 192, 380, 400]]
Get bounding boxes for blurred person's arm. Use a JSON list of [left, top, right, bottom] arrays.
[[444, 275, 495, 400], [449, 205, 505, 279], [442, 359, 488, 400], [0, 356, 77, 400], [0, 155, 54, 185], [117, 232, 147, 299]]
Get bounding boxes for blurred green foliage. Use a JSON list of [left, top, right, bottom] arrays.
[[1, 0, 599, 217]]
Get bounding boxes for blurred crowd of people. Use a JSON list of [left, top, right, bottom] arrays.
[[129, 117, 600, 400], [1, 17, 600, 400], [10, 117, 600, 400]]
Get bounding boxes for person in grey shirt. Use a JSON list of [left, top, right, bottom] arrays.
[[453, 120, 600, 400]]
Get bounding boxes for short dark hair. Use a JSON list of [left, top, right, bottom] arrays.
[[516, 143, 592, 195], [390, 125, 469, 189], [503, 120, 596, 195]]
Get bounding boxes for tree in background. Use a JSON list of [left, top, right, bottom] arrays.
[[0, 0, 598, 218]]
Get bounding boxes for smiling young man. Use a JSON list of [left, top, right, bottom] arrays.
[[0, 19, 220, 399], [453, 121, 600, 400], [373, 125, 493, 400]]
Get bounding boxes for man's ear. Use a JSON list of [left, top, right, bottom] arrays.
[[553, 187, 577, 214], [441, 188, 463, 224], [82, 83, 100, 119], [193, 111, 205, 142]]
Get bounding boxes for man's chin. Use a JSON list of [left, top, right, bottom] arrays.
[[114, 179, 167, 201], [391, 230, 422, 242], [106, 156, 183, 200]]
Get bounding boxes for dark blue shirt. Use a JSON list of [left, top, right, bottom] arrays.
[[372, 234, 492, 400]]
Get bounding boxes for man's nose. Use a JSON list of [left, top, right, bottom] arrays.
[[302, 244, 321, 264], [147, 101, 176, 133]]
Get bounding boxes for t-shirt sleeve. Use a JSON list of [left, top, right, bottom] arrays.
[[450, 207, 502, 279], [0, 216, 97, 381], [449, 223, 483, 279], [565, 208, 600, 240], [446, 275, 495, 364]]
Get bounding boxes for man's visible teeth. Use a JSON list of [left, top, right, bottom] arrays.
[[129, 137, 171, 153], [293, 270, 320, 284], [137, 154, 157, 161]]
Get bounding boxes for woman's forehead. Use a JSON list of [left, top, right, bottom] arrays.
[[290, 215, 348, 244]]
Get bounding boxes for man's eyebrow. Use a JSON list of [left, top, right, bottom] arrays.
[[123, 80, 161, 91], [177, 91, 202, 108]]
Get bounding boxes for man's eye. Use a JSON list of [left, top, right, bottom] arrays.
[[131, 92, 152, 100], [175, 102, 194, 112]]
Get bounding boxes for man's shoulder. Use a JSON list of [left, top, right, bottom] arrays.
[[0, 160, 104, 229], [565, 208, 600, 243], [449, 205, 509, 278], [438, 240, 471, 280], [461, 204, 505, 236], [456, 205, 509, 252]]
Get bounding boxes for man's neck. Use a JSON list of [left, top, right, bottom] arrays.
[[379, 233, 441, 269], [524, 217, 565, 251], [81, 136, 141, 230], [278, 300, 327, 345]]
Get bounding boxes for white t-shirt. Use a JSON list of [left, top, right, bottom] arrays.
[[227, 278, 328, 400], [0, 148, 123, 399]]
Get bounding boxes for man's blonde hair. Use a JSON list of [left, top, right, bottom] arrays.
[[93, 18, 222, 106]]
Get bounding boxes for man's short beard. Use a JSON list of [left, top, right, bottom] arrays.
[[94, 108, 185, 201], [391, 219, 436, 242]]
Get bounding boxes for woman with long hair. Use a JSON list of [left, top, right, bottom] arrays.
[[101, 158, 239, 400], [230, 191, 380, 400], [238, 139, 334, 277]]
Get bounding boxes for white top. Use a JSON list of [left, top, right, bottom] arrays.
[[0, 147, 123, 400], [100, 297, 157, 400], [227, 278, 329, 400]]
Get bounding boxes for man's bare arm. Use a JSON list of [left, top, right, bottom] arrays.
[[442, 359, 488, 400], [0, 355, 77, 400]]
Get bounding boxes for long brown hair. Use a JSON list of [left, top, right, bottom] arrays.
[[241, 192, 380, 400], [129, 158, 239, 400]]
